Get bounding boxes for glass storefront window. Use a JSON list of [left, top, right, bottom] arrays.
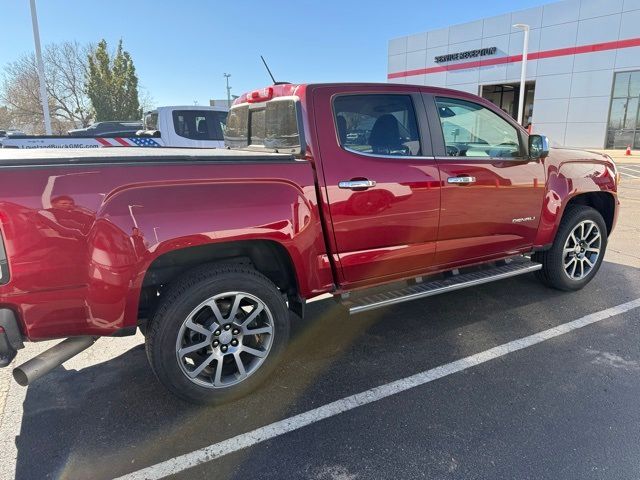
[[625, 97, 638, 130], [480, 82, 535, 128], [613, 72, 631, 97], [631, 74, 640, 98], [609, 99, 626, 130], [607, 70, 640, 149]]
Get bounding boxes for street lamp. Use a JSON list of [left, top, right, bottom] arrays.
[[513, 23, 530, 127], [29, 0, 52, 134], [128, 204, 143, 229], [224, 73, 232, 108]]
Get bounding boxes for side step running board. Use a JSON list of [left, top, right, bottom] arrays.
[[342, 258, 542, 315]]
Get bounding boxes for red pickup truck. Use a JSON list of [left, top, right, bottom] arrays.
[[0, 83, 619, 404]]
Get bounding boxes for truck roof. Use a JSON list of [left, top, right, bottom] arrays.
[[233, 82, 487, 105], [149, 105, 229, 113], [0, 147, 295, 167]]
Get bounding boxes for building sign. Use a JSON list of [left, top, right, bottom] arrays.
[[435, 46, 497, 63]]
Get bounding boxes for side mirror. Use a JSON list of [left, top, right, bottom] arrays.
[[529, 134, 550, 159]]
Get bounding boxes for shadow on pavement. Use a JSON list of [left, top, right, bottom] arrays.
[[13, 261, 640, 479]]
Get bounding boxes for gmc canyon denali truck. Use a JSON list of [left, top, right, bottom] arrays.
[[0, 83, 619, 404]]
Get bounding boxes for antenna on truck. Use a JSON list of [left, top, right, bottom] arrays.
[[260, 55, 290, 85]]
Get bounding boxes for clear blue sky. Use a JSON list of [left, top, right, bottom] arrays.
[[1, 0, 546, 107]]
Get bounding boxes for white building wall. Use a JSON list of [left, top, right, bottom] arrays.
[[387, 0, 640, 148]]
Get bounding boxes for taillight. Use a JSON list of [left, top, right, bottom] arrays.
[[247, 87, 273, 103], [604, 154, 620, 185]]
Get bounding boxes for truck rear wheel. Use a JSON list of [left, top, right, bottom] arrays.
[[146, 264, 290, 405], [533, 205, 607, 291]]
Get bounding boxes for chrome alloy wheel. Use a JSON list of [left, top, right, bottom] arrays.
[[562, 220, 601, 280], [175, 292, 274, 388]]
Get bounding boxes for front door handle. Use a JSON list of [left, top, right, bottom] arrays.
[[338, 179, 377, 190], [447, 176, 476, 185]]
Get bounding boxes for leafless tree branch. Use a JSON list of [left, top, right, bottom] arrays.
[[1, 41, 93, 134]]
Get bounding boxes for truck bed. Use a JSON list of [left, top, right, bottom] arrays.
[[0, 147, 296, 167], [0, 146, 329, 340]]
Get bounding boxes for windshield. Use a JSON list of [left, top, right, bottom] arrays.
[[224, 98, 302, 153]]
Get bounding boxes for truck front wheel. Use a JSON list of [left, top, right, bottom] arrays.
[[533, 205, 607, 291], [145, 264, 290, 405]]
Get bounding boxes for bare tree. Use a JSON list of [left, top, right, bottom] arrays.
[[0, 105, 13, 130], [139, 86, 156, 114], [1, 41, 93, 134], [45, 42, 93, 127]]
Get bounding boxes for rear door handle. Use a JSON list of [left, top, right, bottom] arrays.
[[338, 179, 377, 190], [447, 176, 476, 184]]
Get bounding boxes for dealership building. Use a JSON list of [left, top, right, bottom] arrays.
[[387, 0, 640, 149]]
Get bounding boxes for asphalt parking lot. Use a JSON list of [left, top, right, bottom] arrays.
[[617, 163, 640, 181], [1, 175, 639, 480]]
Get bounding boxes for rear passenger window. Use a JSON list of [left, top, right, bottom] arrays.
[[172, 110, 227, 141], [333, 94, 421, 156]]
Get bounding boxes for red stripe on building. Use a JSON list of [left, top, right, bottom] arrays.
[[388, 37, 640, 79], [114, 137, 130, 146], [95, 137, 112, 147]]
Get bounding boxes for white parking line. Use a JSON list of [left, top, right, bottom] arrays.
[[618, 166, 640, 178], [117, 298, 640, 480], [618, 165, 640, 173]]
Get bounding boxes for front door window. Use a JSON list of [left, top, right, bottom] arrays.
[[435, 97, 523, 158]]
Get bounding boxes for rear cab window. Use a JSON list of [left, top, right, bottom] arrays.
[[333, 94, 422, 157], [172, 110, 227, 141], [224, 97, 303, 154]]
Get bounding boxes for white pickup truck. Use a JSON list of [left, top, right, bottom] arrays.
[[1, 105, 228, 149]]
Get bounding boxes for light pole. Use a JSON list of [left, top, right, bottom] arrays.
[[29, 0, 52, 134], [224, 73, 232, 108], [513, 23, 530, 127], [128, 204, 143, 229]]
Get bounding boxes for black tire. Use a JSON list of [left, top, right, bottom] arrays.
[[146, 264, 290, 405], [533, 205, 607, 291]]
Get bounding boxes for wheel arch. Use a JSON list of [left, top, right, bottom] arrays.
[[137, 239, 300, 327], [563, 191, 616, 234], [534, 189, 617, 248]]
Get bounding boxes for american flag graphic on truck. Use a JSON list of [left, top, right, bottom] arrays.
[[2, 136, 164, 148], [95, 137, 162, 147]]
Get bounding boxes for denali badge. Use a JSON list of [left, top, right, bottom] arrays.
[[512, 216, 536, 223]]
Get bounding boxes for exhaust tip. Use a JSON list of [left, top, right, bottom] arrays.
[[13, 367, 29, 386], [11, 336, 96, 386]]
